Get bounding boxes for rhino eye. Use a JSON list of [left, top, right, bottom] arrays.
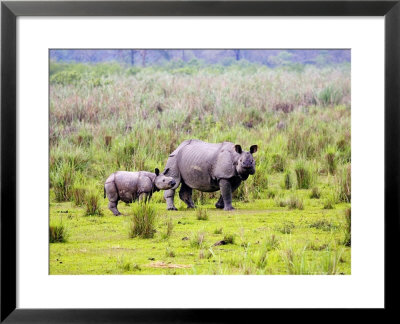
[[163, 180, 165, 182]]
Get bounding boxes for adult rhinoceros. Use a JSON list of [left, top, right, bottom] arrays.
[[163, 140, 258, 211]]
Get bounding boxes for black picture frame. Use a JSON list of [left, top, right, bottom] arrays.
[[1, 0, 399, 322]]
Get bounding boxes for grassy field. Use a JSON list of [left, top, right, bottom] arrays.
[[49, 60, 351, 275]]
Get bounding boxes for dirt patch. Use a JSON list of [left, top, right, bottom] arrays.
[[148, 261, 191, 269]]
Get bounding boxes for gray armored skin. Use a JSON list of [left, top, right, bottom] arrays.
[[163, 140, 258, 211], [104, 168, 176, 216]]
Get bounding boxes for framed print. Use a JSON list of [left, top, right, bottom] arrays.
[[1, 0, 399, 322]]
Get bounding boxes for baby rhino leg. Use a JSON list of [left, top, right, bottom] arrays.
[[139, 192, 150, 203]]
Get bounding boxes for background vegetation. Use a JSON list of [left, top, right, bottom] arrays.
[[50, 52, 351, 275]]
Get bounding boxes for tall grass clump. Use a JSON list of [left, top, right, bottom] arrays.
[[72, 184, 86, 206], [129, 204, 157, 238], [161, 217, 174, 240], [49, 217, 69, 243], [271, 153, 286, 172], [51, 162, 75, 202], [343, 208, 351, 246], [196, 207, 209, 221], [310, 187, 321, 199], [294, 159, 314, 189], [323, 194, 335, 209], [84, 190, 103, 216], [281, 245, 311, 274], [325, 146, 337, 174], [336, 164, 351, 202], [190, 231, 206, 248], [283, 170, 293, 190], [317, 85, 343, 106], [287, 195, 304, 210]]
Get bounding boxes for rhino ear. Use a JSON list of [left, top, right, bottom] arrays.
[[155, 168, 160, 176], [164, 168, 170, 175], [234, 144, 242, 154], [250, 145, 258, 154]]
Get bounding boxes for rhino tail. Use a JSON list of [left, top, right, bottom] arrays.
[[104, 185, 106, 199]]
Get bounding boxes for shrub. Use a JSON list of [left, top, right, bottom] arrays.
[[84, 190, 103, 216], [310, 187, 321, 199], [336, 164, 351, 202], [213, 227, 223, 234], [196, 207, 209, 221], [49, 218, 68, 243], [294, 160, 314, 189], [129, 204, 157, 238]]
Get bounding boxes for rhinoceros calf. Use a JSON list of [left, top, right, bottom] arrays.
[[104, 168, 176, 216], [163, 140, 258, 211]]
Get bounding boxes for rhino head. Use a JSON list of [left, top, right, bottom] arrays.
[[234, 144, 258, 179], [154, 168, 176, 190]]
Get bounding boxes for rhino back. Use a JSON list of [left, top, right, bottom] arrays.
[[177, 141, 231, 191]]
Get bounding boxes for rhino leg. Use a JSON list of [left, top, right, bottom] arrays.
[[105, 181, 121, 216], [215, 195, 224, 209], [164, 189, 178, 210], [215, 178, 241, 209], [108, 200, 121, 216], [219, 179, 234, 211], [179, 182, 195, 209]]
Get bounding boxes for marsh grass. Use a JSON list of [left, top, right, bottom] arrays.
[[283, 170, 293, 190], [343, 208, 351, 247], [323, 195, 336, 210], [336, 164, 351, 203], [310, 187, 321, 199], [190, 231, 206, 248], [72, 186, 86, 206], [51, 162, 75, 202], [84, 190, 103, 216], [196, 207, 209, 221], [294, 160, 314, 189], [49, 217, 69, 243], [161, 217, 174, 240], [287, 195, 304, 210], [129, 203, 157, 238]]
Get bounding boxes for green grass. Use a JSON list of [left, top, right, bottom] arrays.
[[50, 196, 350, 275]]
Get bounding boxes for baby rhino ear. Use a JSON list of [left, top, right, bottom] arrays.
[[235, 144, 243, 154], [155, 168, 160, 176], [250, 145, 258, 154]]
